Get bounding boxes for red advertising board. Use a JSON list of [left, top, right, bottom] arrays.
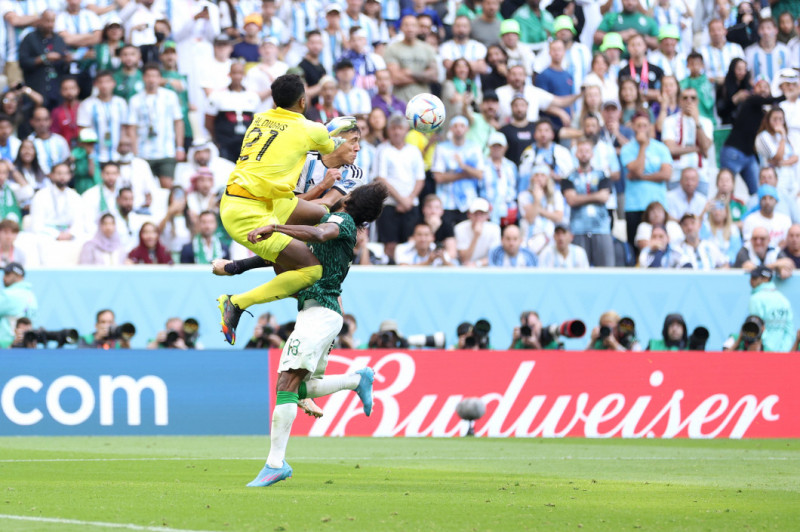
[[268, 350, 800, 438]]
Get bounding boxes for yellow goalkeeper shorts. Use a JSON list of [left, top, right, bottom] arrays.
[[219, 189, 299, 262]]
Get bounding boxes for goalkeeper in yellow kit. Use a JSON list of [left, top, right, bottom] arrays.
[[217, 74, 356, 345]]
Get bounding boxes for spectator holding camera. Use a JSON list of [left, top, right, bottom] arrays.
[[723, 315, 765, 351], [0, 262, 37, 348], [79, 309, 132, 349], [748, 265, 794, 352]]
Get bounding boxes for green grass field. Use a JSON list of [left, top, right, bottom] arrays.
[[1, 437, 798, 531]]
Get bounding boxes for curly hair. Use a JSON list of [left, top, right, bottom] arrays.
[[271, 74, 305, 109], [344, 181, 388, 226]]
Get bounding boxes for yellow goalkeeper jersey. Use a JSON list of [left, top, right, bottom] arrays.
[[227, 107, 336, 200]]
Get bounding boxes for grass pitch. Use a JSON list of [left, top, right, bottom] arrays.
[[0, 437, 798, 531]]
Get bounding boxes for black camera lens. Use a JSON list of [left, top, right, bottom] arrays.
[[520, 325, 532, 337], [599, 325, 612, 339]]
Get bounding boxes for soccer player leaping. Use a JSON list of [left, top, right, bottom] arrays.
[[221, 181, 388, 487], [216, 74, 357, 345]]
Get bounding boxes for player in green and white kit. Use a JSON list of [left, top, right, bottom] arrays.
[[231, 181, 388, 487]]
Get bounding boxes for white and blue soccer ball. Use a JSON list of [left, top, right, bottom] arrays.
[[405, 93, 446, 134]]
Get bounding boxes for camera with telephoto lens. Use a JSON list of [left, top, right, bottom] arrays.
[[23, 328, 79, 347], [617, 317, 637, 349], [688, 326, 709, 351], [739, 315, 763, 348], [182, 318, 199, 348], [106, 322, 136, 341], [540, 320, 586, 348], [463, 319, 491, 349], [408, 331, 447, 349]]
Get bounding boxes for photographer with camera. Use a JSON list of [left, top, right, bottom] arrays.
[[79, 309, 135, 349], [0, 262, 37, 348], [586, 311, 642, 351], [456, 319, 492, 350], [10, 317, 34, 348], [367, 319, 409, 349], [245, 312, 284, 349], [334, 314, 360, 349], [723, 315, 765, 351], [648, 313, 710, 351], [147, 317, 202, 349]]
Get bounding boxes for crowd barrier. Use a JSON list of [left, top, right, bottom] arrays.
[[2, 349, 798, 438], [24, 267, 800, 351]]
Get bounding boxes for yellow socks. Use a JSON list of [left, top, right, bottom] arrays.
[[231, 265, 322, 309]]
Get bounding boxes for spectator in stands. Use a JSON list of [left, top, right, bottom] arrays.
[[50, 77, 80, 148], [621, 110, 673, 247], [733, 226, 783, 271], [743, 166, 800, 224], [482, 131, 518, 226], [617, 33, 662, 104], [499, 94, 536, 166], [700, 199, 743, 264], [232, 14, 263, 63], [778, 223, 800, 266], [455, 197, 501, 266], [308, 76, 341, 123], [471, 0, 502, 46], [714, 168, 748, 224], [332, 59, 371, 116], [0, 161, 22, 223], [29, 106, 70, 175], [748, 265, 794, 352], [777, 69, 800, 138], [127, 221, 172, 264], [676, 213, 729, 269], [701, 19, 745, 87], [30, 162, 83, 240], [518, 163, 564, 254], [618, 77, 650, 126], [81, 161, 120, 229], [562, 137, 614, 266], [584, 53, 618, 104], [0, 114, 21, 167], [534, 39, 573, 130], [341, 27, 385, 95], [0, 262, 37, 348], [638, 224, 682, 268], [598, 99, 632, 156], [647, 25, 687, 82], [243, 38, 288, 113], [371, 69, 405, 118], [93, 22, 124, 73], [497, 65, 578, 126], [440, 16, 487, 77], [419, 194, 457, 259], [76, 70, 128, 164], [206, 61, 260, 162], [594, 0, 659, 50], [647, 313, 688, 350], [158, 185, 191, 261], [716, 58, 752, 127], [681, 53, 716, 124], [488, 224, 537, 268], [186, 167, 216, 220], [180, 210, 228, 264], [115, 135, 155, 214], [319, 5, 346, 75], [519, 119, 574, 189], [19, 11, 68, 108], [745, 17, 790, 85], [1, 87, 40, 140], [375, 112, 426, 260], [499, 20, 534, 77], [297, 30, 327, 103], [721, 77, 785, 196], [13, 139, 47, 199], [538, 224, 590, 268], [353, 226, 392, 265], [742, 184, 792, 248], [115, 187, 149, 251], [79, 212, 126, 265], [113, 45, 144, 102], [443, 58, 478, 129], [160, 44, 192, 150], [70, 127, 99, 194], [363, 108, 386, 147], [175, 138, 233, 193], [662, 87, 715, 190], [667, 168, 708, 221], [0, 220, 25, 267], [395, 222, 453, 266], [755, 106, 799, 201], [201, 34, 235, 98], [512, 0, 553, 49], [431, 115, 485, 226], [384, 15, 438, 103]]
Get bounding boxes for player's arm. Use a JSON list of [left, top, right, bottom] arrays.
[[248, 222, 340, 244]]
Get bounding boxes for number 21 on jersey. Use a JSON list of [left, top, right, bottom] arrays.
[[238, 127, 280, 162]]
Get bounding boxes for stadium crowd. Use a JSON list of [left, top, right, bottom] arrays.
[[0, 0, 799, 348]]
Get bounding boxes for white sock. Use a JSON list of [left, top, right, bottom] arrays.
[[305, 374, 361, 398], [266, 403, 297, 468]]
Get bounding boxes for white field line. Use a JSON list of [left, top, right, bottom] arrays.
[[0, 514, 219, 532], [0, 455, 794, 463]]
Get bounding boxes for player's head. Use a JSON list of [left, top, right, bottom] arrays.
[[326, 116, 361, 164], [271, 74, 306, 113], [340, 181, 388, 226]]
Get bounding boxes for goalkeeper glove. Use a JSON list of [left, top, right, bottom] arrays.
[[327, 116, 358, 137], [332, 136, 347, 150]]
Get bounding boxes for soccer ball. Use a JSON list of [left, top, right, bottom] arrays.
[[405, 93, 446, 133]]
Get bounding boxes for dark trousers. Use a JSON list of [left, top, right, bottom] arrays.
[[573, 233, 615, 267], [625, 211, 644, 250]]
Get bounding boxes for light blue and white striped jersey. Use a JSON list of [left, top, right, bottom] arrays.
[[483, 157, 518, 224], [381, 0, 400, 21], [745, 42, 793, 83], [439, 39, 487, 64], [289, 0, 321, 42], [54, 8, 101, 59], [488, 244, 538, 268], [431, 140, 485, 212], [320, 29, 345, 74], [294, 150, 365, 197], [260, 16, 289, 44], [340, 12, 378, 49], [565, 41, 592, 94], [84, 0, 122, 25], [700, 42, 744, 81], [0, 0, 18, 63], [126, 88, 182, 160], [333, 87, 371, 115], [77, 95, 129, 163], [355, 140, 376, 181], [647, 50, 689, 81], [538, 243, 590, 268], [12, 0, 65, 43], [28, 132, 70, 174]]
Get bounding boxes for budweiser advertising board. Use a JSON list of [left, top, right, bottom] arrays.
[[268, 350, 800, 438]]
